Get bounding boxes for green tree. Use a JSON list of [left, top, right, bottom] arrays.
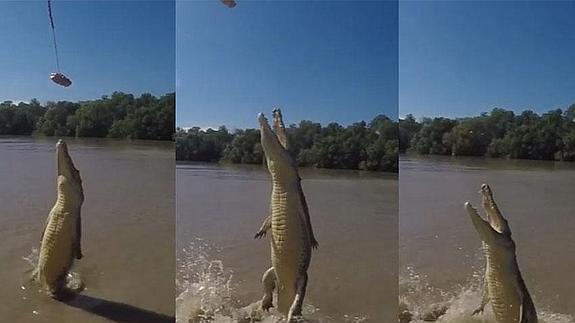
[[222, 129, 263, 164], [411, 117, 456, 155], [399, 114, 421, 153], [445, 118, 490, 156], [176, 115, 399, 172], [0, 92, 174, 140], [36, 101, 79, 136]]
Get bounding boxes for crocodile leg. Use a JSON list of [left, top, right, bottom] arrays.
[[472, 274, 490, 315], [49, 272, 68, 298], [287, 273, 308, 322], [254, 215, 271, 239], [261, 267, 276, 311]]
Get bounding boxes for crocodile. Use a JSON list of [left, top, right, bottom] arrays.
[[35, 139, 84, 297], [254, 109, 318, 322], [464, 184, 537, 323]]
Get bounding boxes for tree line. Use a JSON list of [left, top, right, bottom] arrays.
[[400, 104, 575, 161], [0, 92, 175, 140], [176, 115, 398, 172]]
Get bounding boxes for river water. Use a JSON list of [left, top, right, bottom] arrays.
[[9, 139, 571, 322], [400, 155, 575, 323], [0, 136, 174, 323], [176, 163, 398, 323]]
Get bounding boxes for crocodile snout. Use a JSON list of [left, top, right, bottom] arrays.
[[480, 183, 493, 196], [258, 113, 268, 124], [56, 139, 69, 156]]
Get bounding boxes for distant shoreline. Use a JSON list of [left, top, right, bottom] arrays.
[[176, 160, 399, 177], [0, 134, 174, 143], [176, 115, 399, 173], [400, 152, 559, 162], [0, 92, 174, 141], [174, 161, 398, 173], [400, 105, 575, 162]]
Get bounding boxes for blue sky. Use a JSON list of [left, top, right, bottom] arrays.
[[177, 0, 398, 129], [0, 0, 175, 104], [400, 1, 575, 119]]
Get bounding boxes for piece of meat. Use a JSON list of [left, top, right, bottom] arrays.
[[221, 0, 236, 8], [50, 73, 72, 87]]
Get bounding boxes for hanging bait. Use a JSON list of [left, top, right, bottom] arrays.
[[48, 0, 72, 87], [50, 73, 72, 87], [220, 0, 236, 8]]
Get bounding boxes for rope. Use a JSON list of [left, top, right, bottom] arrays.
[[47, 0, 61, 73]]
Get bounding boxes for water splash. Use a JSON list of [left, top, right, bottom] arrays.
[[176, 239, 283, 322], [400, 266, 574, 323], [21, 248, 84, 294], [23, 248, 40, 269], [176, 238, 368, 323]]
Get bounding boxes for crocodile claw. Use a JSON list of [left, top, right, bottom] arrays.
[[254, 231, 267, 239], [311, 239, 319, 249], [471, 307, 484, 316]]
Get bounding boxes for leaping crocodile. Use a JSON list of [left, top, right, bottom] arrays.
[[255, 109, 318, 322], [464, 184, 537, 323], [36, 139, 84, 297]]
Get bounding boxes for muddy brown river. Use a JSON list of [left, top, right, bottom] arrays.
[[400, 155, 575, 323], [176, 162, 398, 323], [0, 137, 174, 323]]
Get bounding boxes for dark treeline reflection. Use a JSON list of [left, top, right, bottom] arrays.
[[176, 115, 398, 172], [400, 104, 575, 161], [0, 92, 174, 141]]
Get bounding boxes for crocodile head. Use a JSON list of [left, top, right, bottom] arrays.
[[258, 112, 296, 180], [480, 183, 510, 235], [56, 139, 84, 203], [272, 109, 283, 125]]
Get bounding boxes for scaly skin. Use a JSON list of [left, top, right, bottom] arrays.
[[36, 139, 84, 297], [255, 109, 318, 322], [465, 184, 537, 323]]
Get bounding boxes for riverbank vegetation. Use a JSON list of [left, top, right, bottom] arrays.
[[176, 115, 398, 172], [400, 104, 575, 161], [0, 92, 174, 141]]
